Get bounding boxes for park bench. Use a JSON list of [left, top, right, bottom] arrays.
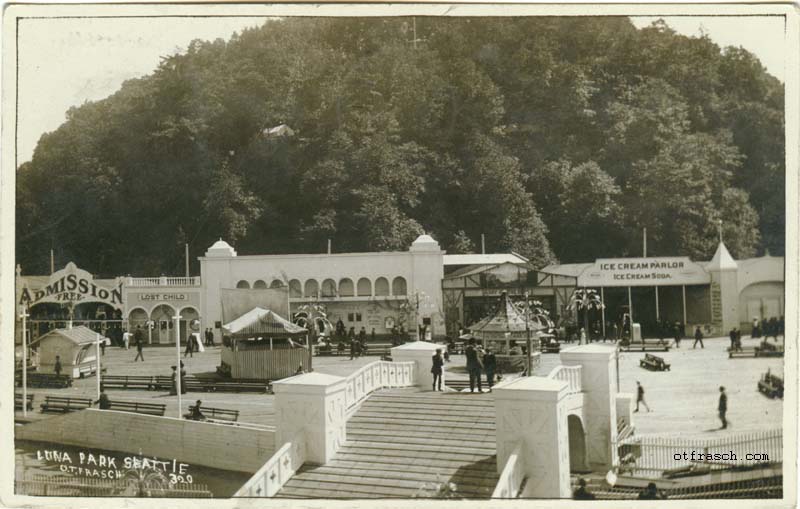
[[639, 354, 670, 371], [755, 341, 784, 358], [105, 400, 166, 416], [184, 405, 239, 422], [728, 347, 757, 358], [101, 375, 159, 391], [758, 371, 783, 399], [542, 342, 561, 354], [622, 340, 670, 353], [40, 396, 93, 413], [17, 373, 73, 389], [15, 393, 34, 411], [76, 365, 107, 378]]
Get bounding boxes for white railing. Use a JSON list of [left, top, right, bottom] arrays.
[[492, 442, 526, 498], [344, 360, 416, 412], [548, 365, 582, 394], [126, 276, 201, 287], [233, 439, 306, 497]]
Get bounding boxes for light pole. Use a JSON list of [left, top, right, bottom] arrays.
[[95, 333, 102, 400], [173, 314, 182, 419], [20, 307, 29, 417]]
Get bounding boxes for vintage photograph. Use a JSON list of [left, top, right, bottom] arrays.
[[3, 3, 796, 505]]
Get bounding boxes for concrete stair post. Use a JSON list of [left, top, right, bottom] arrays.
[[273, 372, 347, 465], [390, 341, 442, 389], [560, 344, 618, 470], [494, 377, 572, 498]]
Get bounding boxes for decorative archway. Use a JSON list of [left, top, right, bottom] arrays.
[[270, 279, 285, 289], [339, 278, 354, 297], [289, 279, 303, 298], [392, 276, 408, 296], [321, 279, 337, 298], [253, 280, 267, 289], [236, 280, 251, 289], [568, 414, 590, 473], [357, 278, 372, 297], [304, 279, 319, 298], [150, 304, 176, 344], [375, 277, 390, 297]]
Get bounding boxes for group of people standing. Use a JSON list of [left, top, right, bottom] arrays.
[[751, 316, 783, 340], [430, 338, 497, 393]]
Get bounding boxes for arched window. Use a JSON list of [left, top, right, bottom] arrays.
[[304, 279, 319, 298], [289, 279, 302, 298], [357, 278, 372, 297], [375, 277, 390, 296], [321, 279, 337, 298], [270, 279, 285, 289], [339, 278, 354, 297], [392, 276, 407, 296], [253, 280, 267, 289], [236, 280, 250, 289]]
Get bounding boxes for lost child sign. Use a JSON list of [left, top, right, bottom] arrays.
[[579, 257, 711, 287], [18, 262, 123, 309]]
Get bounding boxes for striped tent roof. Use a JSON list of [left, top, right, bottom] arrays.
[[469, 292, 531, 333], [222, 307, 307, 336]]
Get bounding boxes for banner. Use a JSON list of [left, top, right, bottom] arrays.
[[578, 257, 710, 287]]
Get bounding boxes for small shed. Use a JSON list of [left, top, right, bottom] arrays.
[[30, 326, 99, 378], [469, 292, 544, 372], [220, 307, 310, 380]]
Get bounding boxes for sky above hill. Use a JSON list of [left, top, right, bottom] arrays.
[[15, 15, 786, 166]]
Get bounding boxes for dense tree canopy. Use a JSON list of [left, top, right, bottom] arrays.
[[17, 17, 784, 276]]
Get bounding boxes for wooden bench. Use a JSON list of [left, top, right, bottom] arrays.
[[17, 373, 73, 389], [622, 340, 670, 353], [184, 405, 239, 422], [15, 393, 34, 411], [755, 341, 784, 358], [639, 354, 670, 371], [101, 375, 160, 391], [183, 377, 271, 393], [758, 372, 783, 399], [105, 400, 167, 416], [728, 347, 757, 358], [40, 396, 93, 413]]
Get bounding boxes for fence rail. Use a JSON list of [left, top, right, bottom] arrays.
[[234, 440, 306, 497], [15, 474, 212, 497], [492, 442, 526, 498], [344, 360, 416, 412], [127, 276, 201, 287], [614, 429, 782, 477], [548, 365, 582, 394]]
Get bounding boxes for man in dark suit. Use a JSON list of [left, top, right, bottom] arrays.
[[693, 326, 704, 349], [483, 348, 497, 392], [465, 339, 483, 393], [718, 386, 728, 429]]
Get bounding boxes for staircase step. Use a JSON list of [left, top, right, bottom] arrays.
[[348, 416, 496, 431], [347, 421, 497, 437], [331, 452, 499, 472], [350, 412, 496, 426], [281, 473, 497, 498], [346, 431, 496, 449], [306, 463, 499, 486], [343, 439, 497, 455]]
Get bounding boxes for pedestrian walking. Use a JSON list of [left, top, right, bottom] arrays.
[[431, 348, 444, 391], [693, 326, 704, 349], [349, 338, 356, 360], [123, 329, 131, 350], [184, 334, 194, 358], [751, 317, 760, 338], [483, 348, 497, 392], [180, 361, 187, 395], [54, 355, 62, 376], [134, 325, 144, 347], [734, 328, 743, 351], [672, 322, 681, 348], [134, 339, 144, 362], [718, 386, 728, 429], [635, 381, 650, 412], [465, 338, 483, 393], [729, 327, 737, 351]]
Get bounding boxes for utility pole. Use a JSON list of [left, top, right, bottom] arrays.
[[643, 227, 647, 257], [718, 219, 723, 243], [481, 234, 486, 255], [173, 314, 182, 419], [50, 249, 55, 274], [20, 307, 29, 417], [185, 244, 189, 277]]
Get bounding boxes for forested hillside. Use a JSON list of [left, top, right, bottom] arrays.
[[16, 17, 784, 276]]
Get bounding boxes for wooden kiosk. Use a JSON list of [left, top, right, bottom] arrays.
[[219, 307, 310, 380]]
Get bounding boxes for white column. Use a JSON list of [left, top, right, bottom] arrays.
[[627, 287, 633, 323], [600, 287, 606, 338], [273, 373, 347, 465], [173, 314, 182, 419], [493, 376, 571, 498], [391, 340, 440, 388], [560, 344, 618, 470], [655, 286, 660, 321]]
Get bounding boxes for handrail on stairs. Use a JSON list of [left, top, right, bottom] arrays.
[[492, 441, 526, 498], [233, 438, 306, 497]]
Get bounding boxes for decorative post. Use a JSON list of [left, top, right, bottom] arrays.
[[173, 314, 182, 418], [20, 307, 29, 417]]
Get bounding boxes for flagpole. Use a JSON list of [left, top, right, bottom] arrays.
[[20, 308, 29, 417], [173, 314, 182, 418]]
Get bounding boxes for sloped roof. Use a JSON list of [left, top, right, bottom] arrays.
[[444, 253, 528, 266], [30, 326, 99, 346], [223, 307, 307, 336], [469, 292, 531, 333], [707, 242, 738, 271]]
